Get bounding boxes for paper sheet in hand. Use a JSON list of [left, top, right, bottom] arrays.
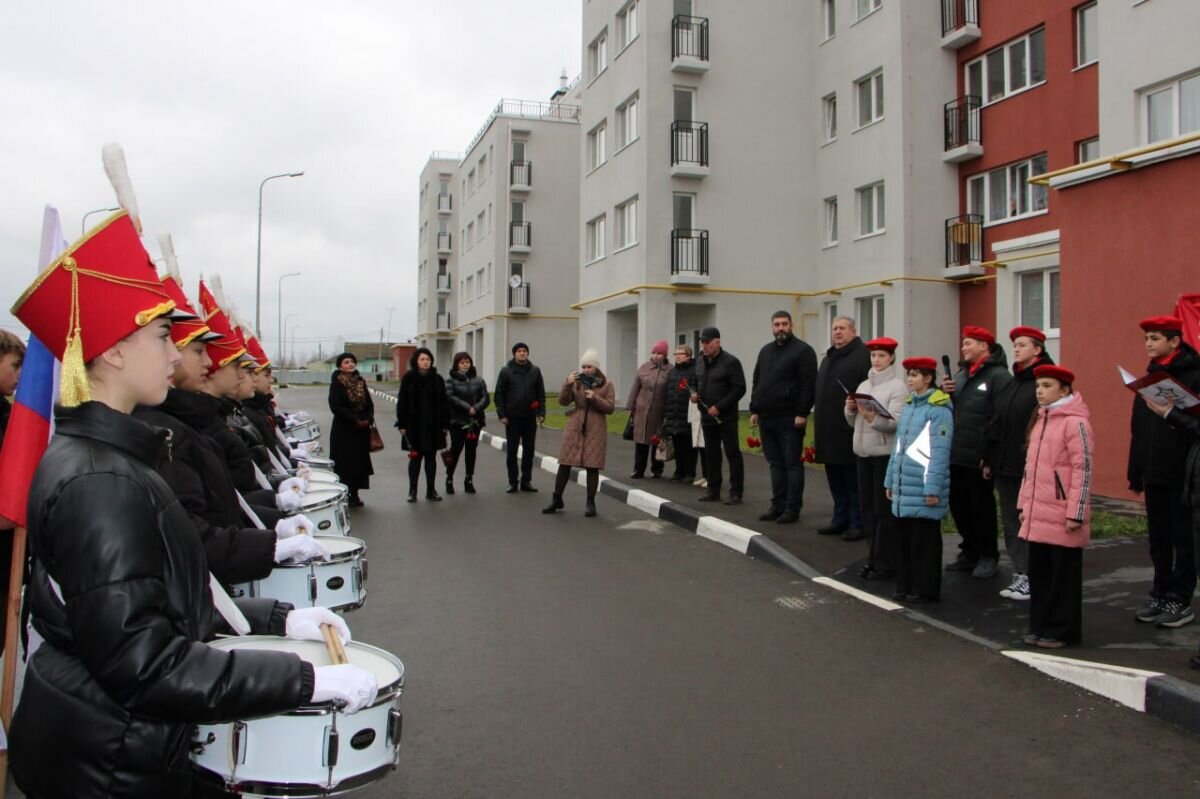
[[1118, 366, 1200, 414]]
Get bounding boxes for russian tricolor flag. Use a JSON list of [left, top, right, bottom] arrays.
[[0, 207, 65, 529]]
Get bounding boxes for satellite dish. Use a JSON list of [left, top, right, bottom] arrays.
[[508, 274, 523, 289]]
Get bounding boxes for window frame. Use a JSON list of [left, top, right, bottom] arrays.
[[615, 197, 639, 251], [588, 30, 609, 81], [966, 153, 1049, 226], [822, 92, 837, 142], [965, 28, 1047, 107], [855, 295, 885, 340], [1018, 268, 1061, 337], [1075, 2, 1098, 68], [1141, 71, 1200, 143], [1076, 136, 1100, 163], [823, 196, 838, 247], [616, 94, 639, 150], [588, 121, 608, 171], [855, 182, 886, 238], [821, 0, 836, 41], [855, 69, 884, 129], [856, 0, 882, 22], [586, 214, 607, 264], [616, 0, 639, 52]]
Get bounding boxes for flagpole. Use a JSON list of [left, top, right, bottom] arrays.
[[0, 524, 26, 798]]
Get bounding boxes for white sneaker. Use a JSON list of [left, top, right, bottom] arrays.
[[693, 477, 708, 487], [1000, 573, 1030, 601]]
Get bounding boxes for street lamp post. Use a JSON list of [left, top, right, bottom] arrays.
[[383, 306, 396, 379], [277, 271, 301, 364], [289, 324, 302, 369], [255, 171, 304, 337], [82, 207, 120, 234], [284, 314, 299, 368]]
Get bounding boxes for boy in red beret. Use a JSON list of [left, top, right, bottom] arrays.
[[1128, 316, 1200, 628]]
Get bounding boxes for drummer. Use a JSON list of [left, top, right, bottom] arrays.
[[8, 209, 377, 798]]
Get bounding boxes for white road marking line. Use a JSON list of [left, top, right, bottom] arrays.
[[812, 577, 904, 611]]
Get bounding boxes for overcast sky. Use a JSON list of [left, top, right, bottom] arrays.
[[0, 1, 581, 361]]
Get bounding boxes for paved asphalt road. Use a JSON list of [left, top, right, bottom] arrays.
[[261, 386, 1196, 799]]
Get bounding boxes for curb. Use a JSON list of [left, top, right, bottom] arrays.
[[367, 390, 1200, 735]]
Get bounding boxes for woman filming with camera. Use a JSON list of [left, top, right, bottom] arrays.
[[543, 349, 615, 517]]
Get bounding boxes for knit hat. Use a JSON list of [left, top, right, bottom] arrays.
[[580, 348, 600, 368], [651, 340, 669, 355], [512, 341, 529, 355]]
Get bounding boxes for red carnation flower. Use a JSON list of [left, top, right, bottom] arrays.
[[650, 435, 661, 446], [677, 378, 690, 391], [530, 400, 540, 410], [802, 446, 816, 463], [408, 450, 420, 460]]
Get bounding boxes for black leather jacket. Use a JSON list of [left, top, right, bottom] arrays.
[[446, 367, 490, 426], [10, 402, 313, 799]]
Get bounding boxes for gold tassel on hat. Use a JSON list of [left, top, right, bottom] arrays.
[[59, 258, 91, 407]]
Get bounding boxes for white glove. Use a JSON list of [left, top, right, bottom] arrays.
[[275, 535, 331, 563], [274, 513, 314, 539], [278, 476, 307, 495], [276, 491, 303, 512], [286, 606, 352, 643], [290, 448, 309, 460], [312, 664, 378, 713], [295, 464, 313, 480]]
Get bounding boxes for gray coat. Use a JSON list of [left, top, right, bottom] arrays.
[[626, 360, 670, 444]]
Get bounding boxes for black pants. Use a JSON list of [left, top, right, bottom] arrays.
[[408, 452, 437, 493], [858, 455, 896, 571], [447, 426, 478, 479], [504, 416, 538, 485], [760, 416, 805, 514], [824, 462, 861, 530], [949, 464, 998, 562], [702, 421, 744, 496], [670, 432, 697, 479], [896, 517, 942, 599], [633, 442, 664, 476], [1145, 483, 1196, 603], [994, 475, 1029, 574], [1028, 541, 1083, 643]]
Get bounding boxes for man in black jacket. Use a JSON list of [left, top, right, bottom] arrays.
[[494, 342, 547, 492], [1128, 315, 1200, 628], [814, 316, 870, 539], [750, 311, 817, 523], [694, 327, 747, 504]]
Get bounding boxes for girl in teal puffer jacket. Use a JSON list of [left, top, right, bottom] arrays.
[[884, 358, 954, 602]]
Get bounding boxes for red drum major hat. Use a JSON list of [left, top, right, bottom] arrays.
[[1034, 364, 1075, 385], [244, 334, 271, 370], [1009, 326, 1046, 343], [865, 336, 899, 353], [11, 210, 175, 405], [158, 232, 218, 349], [902, 356, 938, 372], [1139, 315, 1184, 335], [198, 277, 247, 371]]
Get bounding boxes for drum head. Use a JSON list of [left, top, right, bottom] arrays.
[[301, 489, 343, 511], [209, 636, 403, 688], [317, 535, 365, 556]]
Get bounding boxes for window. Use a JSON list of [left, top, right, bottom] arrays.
[[966, 28, 1046, 105], [465, 274, 474, 300], [476, 268, 485, 297], [510, 262, 524, 282], [467, 169, 475, 195], [966, 154, 1048, 224], [856, 70, 884, 127], [1020, 269, 1061, 334], [586, 215, 607, 262], [857, 0, 881, 20], [822, 93, 837, 141], [1076, 137, 1100, 163], [588, 31, 608, 79], [822, 0, 835, 39], [512, 140, 526, 162], [673, 192, 694, 230], [465, 221, 474, 248], [856, 295, 885, 340], [617, 0, 639, 50], [478, 153, 487, 183], [588, 121, 607, 170], [823, 302, 839, 346], [476, 211, 485, 243], [616, 95, 639, 148], [1142, 72, 1200, 143], [615, 197, 638, 249], [856, 182, 885, 237], [823, 196, 838, 246], [1076, 3, 1098, 67]]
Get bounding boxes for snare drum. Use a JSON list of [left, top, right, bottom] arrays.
[[285, 417, 321, 442], [231, 536, 367, 611], [191, 637, 404, 798], [296, 467, 339, 484], [299, 488, 350, 536], [295, 453, 335, 470]]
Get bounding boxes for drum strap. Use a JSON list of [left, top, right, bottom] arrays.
[[253, 463, 273, 491], [209, 573, 251, 635], [266, 445, 290, 474], [236, 490, 268, 529]]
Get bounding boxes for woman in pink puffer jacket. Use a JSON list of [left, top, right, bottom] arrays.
[[1018, 365, 1094, 649]]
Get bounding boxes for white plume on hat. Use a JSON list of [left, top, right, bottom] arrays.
[[158, 233, 183, 285], [101, 143, 142, 232], [209, 273, 232, 313], [580, 348, 600, 369]]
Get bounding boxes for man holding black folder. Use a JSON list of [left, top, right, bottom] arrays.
[[813, 316, 870, 539]]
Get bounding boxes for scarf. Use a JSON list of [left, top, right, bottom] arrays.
[[336, 370, 367, 412]]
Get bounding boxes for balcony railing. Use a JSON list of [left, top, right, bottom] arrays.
[[436, 312, 452, 331], [940, 0, 980, 48], [510, 160, 532, 188], [509, 282, 531, 312], [510, 221, 532, 249], [672, 15, 709, 62], [435, 273, 451, 294], [671, 229, 709, 278], [671, 121, 709, 170], [943, 95, 982, 162], [945, 214, 983, 278], [437, 193, 452, 212], [437, 232, 452, 251]]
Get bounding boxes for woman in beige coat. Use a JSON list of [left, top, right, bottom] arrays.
[[543, 348, 616, 517], [626, 339, 670, 479]]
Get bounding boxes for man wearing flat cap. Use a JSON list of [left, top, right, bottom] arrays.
[[692, 327, 746, 504]]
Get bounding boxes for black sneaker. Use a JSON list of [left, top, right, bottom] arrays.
[[775, 511, 799, 524], [506, 483, 519, 494], [1134, 596, 1164, 623], [1156, 601, 1194, 629], [519, 482, 538, 493], [944, 556, 978, 572]]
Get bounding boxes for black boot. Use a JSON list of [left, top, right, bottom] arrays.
[[407, 487, 417, 503], [426, 487, 443, 502], [542, 494, 564, 514], [506, 482, 519, 494], [584, 497, 597, 517], [464, 476, 476, 494], [445, 476, 455, 496]]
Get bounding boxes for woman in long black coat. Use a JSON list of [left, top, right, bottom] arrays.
[[396, 347, 450, 502], [328, 352, 376, 507]]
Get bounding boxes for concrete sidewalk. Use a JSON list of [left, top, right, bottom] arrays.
[[491, 420, 1200, 732]]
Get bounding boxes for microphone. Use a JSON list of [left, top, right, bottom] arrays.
[[941, 355, 953, 380]]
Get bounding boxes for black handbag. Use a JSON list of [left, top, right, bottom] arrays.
[[622, 416, 635, 441]]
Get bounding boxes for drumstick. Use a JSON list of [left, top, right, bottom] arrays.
[[320, 622, 349, 665]]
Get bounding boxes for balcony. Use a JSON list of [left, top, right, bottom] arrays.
[[943, 95, 982, 163], [437, 193, 452, 214], [944, 214, 985, 279], [508, 282, 531, 314], [435, 312, 452, 333], [435, 273, 451, 295], [509, 221, 532, 253], [670, 229, 709, 285], [437, 232, 452, 254], [671, 15, 709, 74], [510, 160, 532, 192], [670, 121, 709, 178], [940, 0, 980, 49]]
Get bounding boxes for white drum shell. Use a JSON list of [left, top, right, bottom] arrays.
[[231, 537, 367, 611], [300, 490, 350, 536]]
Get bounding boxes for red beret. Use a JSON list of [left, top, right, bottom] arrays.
[[902, 357, 938, 372], [865, 337, 899, 353], [1034, 364, 1075, 385], [1139, 315, 1184, 334], [1009, 326, 1046, 343], [962, 325, 995, 345]]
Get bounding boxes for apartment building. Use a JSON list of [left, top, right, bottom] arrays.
[[415, 88, 582, 383], [575, 0, 960, 396]]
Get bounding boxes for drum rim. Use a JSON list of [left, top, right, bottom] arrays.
[[299, 493, 343, 513], [193, 760, 399, 797], [266, 536, 365, 566]]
